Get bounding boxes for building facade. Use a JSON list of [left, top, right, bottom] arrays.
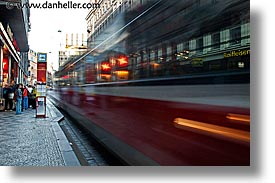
[[86, 0, 149, 48], [0, 0, 31, 89], [58, 33, 87, 67], [84, 0, 250, 83], [122, 0, 250, 81], [28, 49, 37, 85]]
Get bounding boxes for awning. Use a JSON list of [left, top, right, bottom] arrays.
[[0, 22, 20, 62], [0, 22, 26, 74], [0, 1, 29, 52]]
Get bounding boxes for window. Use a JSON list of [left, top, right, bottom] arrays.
[[230, 26, 241, 45], [158, 48, 163, 62], [184, 41, 189, 52], [203, 34, 211, 54], [212, 32, 220, 49], [150, 50, 156, 61], [142, 50, 148, 62], [241, 23, 250, 45], [220, 29, 230, 49], [167, 46, 172, 61], [189, 39, 196, 55], [177, 43, 183, 53], [197, 37, 203, 52]]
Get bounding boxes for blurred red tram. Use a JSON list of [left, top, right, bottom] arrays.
[[51, 0, 250, 165]]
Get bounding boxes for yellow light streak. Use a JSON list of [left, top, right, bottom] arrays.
[[174, 118, 250, 143], [226, 113, 250, 123]]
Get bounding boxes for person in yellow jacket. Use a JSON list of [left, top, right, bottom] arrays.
[[30, 86, 37, 109]]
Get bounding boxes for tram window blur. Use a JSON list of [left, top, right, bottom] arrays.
[[54, 0, 250, 85]]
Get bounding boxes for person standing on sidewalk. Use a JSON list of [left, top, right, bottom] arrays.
[[22, 86, 29, 110], [15, 84, 23, 115], [9, 81, 16, 111], [31, 86, 37, 109], [3, 84, 10, 111], [7, 85, 15, 111]]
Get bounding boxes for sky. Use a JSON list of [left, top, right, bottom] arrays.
[[28, 0, 89, 71]]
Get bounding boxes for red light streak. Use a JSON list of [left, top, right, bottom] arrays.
[[101, 62, 111, 71], [117, 55, 128, 67]]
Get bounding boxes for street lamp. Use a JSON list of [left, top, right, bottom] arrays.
[[58, 30, 62, 48]]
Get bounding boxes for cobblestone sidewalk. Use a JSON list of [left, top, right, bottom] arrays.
[[0, 100, 80, 166]]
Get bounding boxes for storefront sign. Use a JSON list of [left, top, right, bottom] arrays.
[[101, 61, 111, 72], [3, 57, 8, 73], [224, 49, 250, 58], [37, 53, 47, 62], [117, 55, 128, 67], [37, 62, 47, 83], [37, 52, 47, 84]]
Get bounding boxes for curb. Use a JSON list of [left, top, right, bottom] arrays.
[[47, 98, 81, 166]]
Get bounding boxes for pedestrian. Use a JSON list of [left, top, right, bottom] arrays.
[[27, 85, 33, 108], [21, 85, 24, 111], [23, 86, 29, 110], [3, 84, 10, 111], [9, 82, 16, 111], [15, 83, 23, 115], [7, 85, 14, 111], [31, 86, 37, 109]]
